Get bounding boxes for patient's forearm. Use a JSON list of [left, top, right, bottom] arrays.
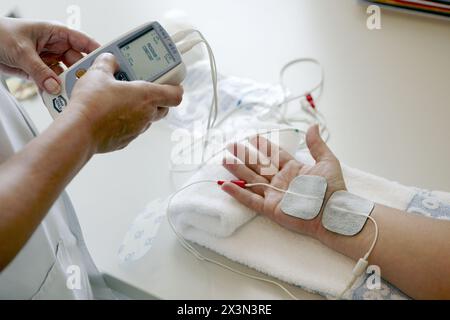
[[319, 204, 450, 299], [0, 110, 93, 270]]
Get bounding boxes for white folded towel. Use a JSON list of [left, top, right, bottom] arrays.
[[170, 153, 420, 298], [170, 167, 256, 238]]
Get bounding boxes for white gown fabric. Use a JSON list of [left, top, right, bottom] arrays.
[[0, 83, 114, 300]]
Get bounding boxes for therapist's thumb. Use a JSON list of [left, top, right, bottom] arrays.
[[19, 50, 61, 95], [90, 53, 120, 77], [306, 125, 335, 163]]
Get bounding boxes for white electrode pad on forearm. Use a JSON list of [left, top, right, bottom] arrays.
[[280, 176, 327, 220], [322, 191, 375, 236]]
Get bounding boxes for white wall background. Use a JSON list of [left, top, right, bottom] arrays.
[[1, 0, 449, 192]]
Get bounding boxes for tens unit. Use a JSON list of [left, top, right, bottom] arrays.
[[41, 21, 186, 118]]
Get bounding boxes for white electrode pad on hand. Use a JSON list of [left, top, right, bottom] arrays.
[[322, 191, 375, 236], [280, 175, 327, 220]]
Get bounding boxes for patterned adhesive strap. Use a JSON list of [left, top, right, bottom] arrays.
[[352, 189, 450, 300]]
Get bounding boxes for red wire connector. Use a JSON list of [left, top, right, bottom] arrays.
[[217, 180, 247, 188], [306, 93, 316, 109]]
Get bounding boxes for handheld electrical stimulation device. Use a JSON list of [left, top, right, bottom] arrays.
[[41, 21, 186, 119]]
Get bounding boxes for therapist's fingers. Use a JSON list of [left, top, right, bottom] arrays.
[[89, 53, 120, 77], [39, 50, 83, 75], [51, 24, 101, 54], [17, 48, 61, 95], [0, 64, 28, 79], [140, 123, 153, 134], [49, 63, 65, 76], [40, 52, 62, 67], [62, 49, 84, 67], [221, 183, 264, 214], [144, 83, 184, 107], [124, 82, 184, 107], [67, 30, 100, 54], [153, 107, 170, 122]]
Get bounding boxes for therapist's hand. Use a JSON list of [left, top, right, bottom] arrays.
[[222, 125, 346, 241], [0, 17, 100, 94], [66, 53, 183, 154]]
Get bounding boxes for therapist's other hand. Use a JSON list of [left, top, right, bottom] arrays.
[[222, 125, 346, 241], [66, 53, 183, 154], [0, 17, 100, 94]]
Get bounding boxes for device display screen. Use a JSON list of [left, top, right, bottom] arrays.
[[120, 29, 176, 81]]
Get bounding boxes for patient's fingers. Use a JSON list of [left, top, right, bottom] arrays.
[[306, 125, 336, 163], [249, 135, 294, 170], [221, 183, 264, 214], [270, 160, 303, 191], [223, 157, 268, 196], [227, 143, 278, 179]]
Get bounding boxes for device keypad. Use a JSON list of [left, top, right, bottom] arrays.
[[75, 68, 87, 79], [115, 71, 129, 82]]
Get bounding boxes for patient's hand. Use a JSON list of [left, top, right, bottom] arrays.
[[224, 127, 450, 300], [222, 125, 346, 240]]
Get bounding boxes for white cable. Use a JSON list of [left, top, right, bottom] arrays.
[[245, 183, 319, 200], [335, 212, 379, 299], [167, 178, 379, 300], [168, 75, 327, 174], [279, 58, 325, 120], [171, 29, 328, 173], [175, 29, 219, 128], [166, 180, 299, 300], [277, 58, 328, 145], [168, 101, 284, 172], [173, 29, 220, 163]]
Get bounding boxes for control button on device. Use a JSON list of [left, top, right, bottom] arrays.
[[115, 71, 129, 82], [52, 95, 67, 113], [75, 68, 87, 79]]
